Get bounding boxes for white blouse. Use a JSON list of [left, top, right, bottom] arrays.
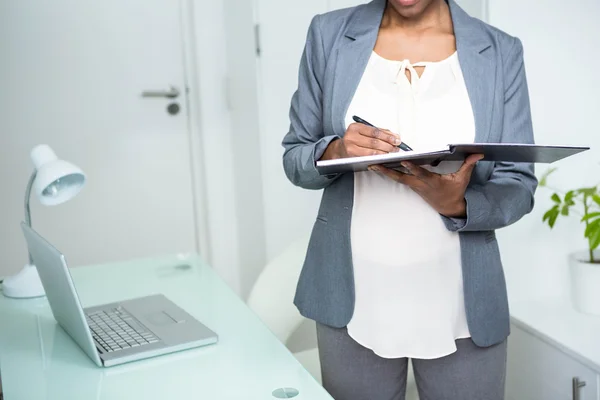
[[345, 51, 475, 359]]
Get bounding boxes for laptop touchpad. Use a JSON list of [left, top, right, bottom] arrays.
[[146, 311, 180, 326]]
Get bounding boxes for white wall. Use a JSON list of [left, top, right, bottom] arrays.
[[255, 0, 331, 266], [454, 0, 488, 20], [222, 0, 268, 298], [489, 0, 600, 303], [188, 0, 243, 294], [219, 0, 371, 298]]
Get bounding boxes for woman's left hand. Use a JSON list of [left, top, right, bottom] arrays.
[[369, 154, 484, 218]]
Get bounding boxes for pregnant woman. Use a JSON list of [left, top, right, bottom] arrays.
[[281, 0, 537, 399]]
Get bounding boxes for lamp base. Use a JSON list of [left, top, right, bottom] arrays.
[[2, 264, 46, 298]]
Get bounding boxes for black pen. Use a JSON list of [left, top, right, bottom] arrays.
[[352, 115, 413, 152]]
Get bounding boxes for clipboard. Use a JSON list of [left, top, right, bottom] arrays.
[[315, 143, 590, 175]]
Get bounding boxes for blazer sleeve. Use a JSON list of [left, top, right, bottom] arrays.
[[281, 15, 342, 190], [443, 37, 538, 232]]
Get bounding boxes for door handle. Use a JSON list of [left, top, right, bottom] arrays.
[[572, 377, 586, 400], [141, 85, 180, 99]]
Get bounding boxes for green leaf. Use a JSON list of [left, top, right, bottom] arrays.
[[584, 218, 600, 238], [561, 205, 570, 216], [549, 210, 559, 228], [551, 193, 561, 203], [589, 227, 600, 251], [578, 187, 597, 196], [543, 205, 559, 223], [582, 212, 600, 222], [593, 194, 600, 206], [539, 167, 557, 187], [565, 190, 575, 202], [542, 206, 560, 228]]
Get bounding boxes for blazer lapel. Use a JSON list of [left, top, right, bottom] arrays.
[[330, 0, 386, 136], [331, 0, 496, 143], [449, 0, 496, 144]]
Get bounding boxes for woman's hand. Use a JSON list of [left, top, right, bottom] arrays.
[[369, 154, 484, 218], [320, 123, 402, 160]]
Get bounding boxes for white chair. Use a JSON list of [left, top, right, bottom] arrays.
[[247, 235, 320, 375], [247, 235, 419, 399]]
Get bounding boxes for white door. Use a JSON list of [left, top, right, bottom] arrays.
[[0, 0, 201, 276]]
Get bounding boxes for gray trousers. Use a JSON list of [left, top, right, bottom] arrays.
[[316, 323, 507, 400]]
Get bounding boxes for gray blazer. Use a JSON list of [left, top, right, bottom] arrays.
[[281, 0, 537, 347]]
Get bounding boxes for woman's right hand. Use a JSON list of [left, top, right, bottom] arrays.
[[319, 123, 402, 161]]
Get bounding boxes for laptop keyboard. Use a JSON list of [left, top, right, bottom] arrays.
[[86, 306, 160, 353]]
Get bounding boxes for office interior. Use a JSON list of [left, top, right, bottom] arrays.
[[0, 0, 599, 399]]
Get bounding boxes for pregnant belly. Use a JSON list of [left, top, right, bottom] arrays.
[[350, 170, 461, 267]]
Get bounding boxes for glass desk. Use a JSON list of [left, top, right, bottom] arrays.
[[0, 254, 332, 400]]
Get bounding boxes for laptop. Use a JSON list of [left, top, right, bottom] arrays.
[[21, 222, 218, 367]]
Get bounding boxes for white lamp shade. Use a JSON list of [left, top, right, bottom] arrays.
[[31, 144, 86, 206]]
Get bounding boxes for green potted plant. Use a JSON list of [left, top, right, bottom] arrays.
[[540, 167, 600, 315]]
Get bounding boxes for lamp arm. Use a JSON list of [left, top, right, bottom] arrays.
[[24, 170, 37, 265]]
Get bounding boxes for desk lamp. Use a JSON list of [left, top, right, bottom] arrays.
[[2, 144, 86, 299]]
